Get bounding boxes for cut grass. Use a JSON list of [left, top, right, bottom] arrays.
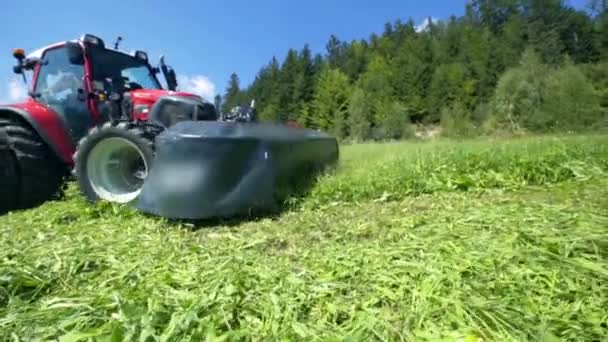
[[0, 135, 607, 341]]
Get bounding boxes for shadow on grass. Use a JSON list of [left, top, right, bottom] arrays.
[[0, 181, 70, 216]]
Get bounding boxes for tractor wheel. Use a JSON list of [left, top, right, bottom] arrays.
[[0, 132, 18, 214], [0, 117, 67, 213], [74, 122, 154, 204]]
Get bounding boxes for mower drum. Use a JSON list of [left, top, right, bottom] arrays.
[[134, 121, 339, 220]]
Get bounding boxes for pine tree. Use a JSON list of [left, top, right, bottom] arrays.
[[341, 40, 369, 81], [391, 35, 434, 122], [277, 49, 300, 121], [297, 102, 313, 128], [358, 55, 394, 133], [593, 3, 608, 59], [291, 45, 316, 116], [525, 0, 569, 65], [497, 14, 527, 71], [249, 57, 281, 121], [467, 0, 522, 34], [556, 7, 600, 63], [222, 73, 241, 113], [326, 35, 347, 69], [427, 63, 475, 122], [309, 67, 351, 138]]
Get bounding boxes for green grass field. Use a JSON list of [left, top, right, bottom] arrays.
[[1, 135, 607, 341]]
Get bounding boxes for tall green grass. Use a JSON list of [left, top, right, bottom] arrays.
[[306, 135, 608, 207], [0, 135, 607, 341]]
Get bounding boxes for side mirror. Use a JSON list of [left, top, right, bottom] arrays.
[[165, 67, 177, 91], [66, 42, 84, 65], [159, 55, 178, 91]]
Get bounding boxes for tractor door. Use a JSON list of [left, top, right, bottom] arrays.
[[33, 46, 93, 143]]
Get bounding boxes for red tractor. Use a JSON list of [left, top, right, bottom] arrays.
[[0, 34, 339, 219], [0, 34, 223, 213]]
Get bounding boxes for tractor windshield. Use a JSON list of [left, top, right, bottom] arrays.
[[89, 48, 162, 91]]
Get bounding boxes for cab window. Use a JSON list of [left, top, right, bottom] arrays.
[[35, 47, 85, 104], [34, 46, 92, 142]]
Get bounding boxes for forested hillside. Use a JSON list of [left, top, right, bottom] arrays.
[[218, 0, 608, 140]]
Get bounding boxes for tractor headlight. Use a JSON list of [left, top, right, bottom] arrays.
[[135, 104, 150, 114]]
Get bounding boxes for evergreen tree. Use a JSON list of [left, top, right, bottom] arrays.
[[497, 14, 527, 71], [559, 8, 600, 63], [597, 7, 608, 59], [525, 0, 568, 64], [297, 102, 313, 128], [466, 0, 522, 34], [391, 35, 433, 122], [277, 49, 300, 121], [222, 73, 242, 113], [249, 57, 281, 122], [326, 35, 347, 69], [358, 56, 394, 132], [309, 67, 351, 137], [427, 63, 476, 122], [291, 45, 316, 114], [341, 40, 370, 81]]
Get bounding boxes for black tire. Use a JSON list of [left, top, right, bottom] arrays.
[[74, 121, 155, 203], [0, 117, 67, 212], [0, 132, 19, 214]]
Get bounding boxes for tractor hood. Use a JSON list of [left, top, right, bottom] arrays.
[[129, 89, 202, 106], [128, 89, 205, 121]]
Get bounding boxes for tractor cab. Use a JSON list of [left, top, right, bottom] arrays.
[[11, 34, 209, 142], [14, 34, 177, 96]]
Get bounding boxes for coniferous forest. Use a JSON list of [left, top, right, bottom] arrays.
[[218, 0, 608, 140]]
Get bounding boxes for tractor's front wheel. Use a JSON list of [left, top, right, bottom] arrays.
[[74, 122, 154, 204]]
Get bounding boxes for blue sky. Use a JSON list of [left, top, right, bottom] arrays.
[[0, 0, 589, 103]]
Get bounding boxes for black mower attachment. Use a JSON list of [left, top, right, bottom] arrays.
[[134, 121, 339, 220]]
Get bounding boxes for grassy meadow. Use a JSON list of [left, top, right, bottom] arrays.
[[1, 134, 607, 341]]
